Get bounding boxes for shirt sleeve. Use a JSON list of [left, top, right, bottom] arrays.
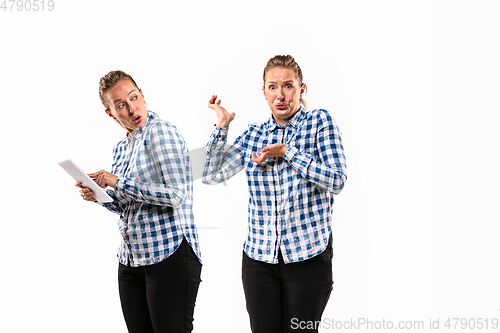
[[283, 110, 347, 194], [96, 188, 124, 214], [96, 143, 128, 214], [202, 127, 244, 185], [114, 122, 188, 208]]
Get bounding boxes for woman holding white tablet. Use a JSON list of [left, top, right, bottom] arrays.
[[76, 70, 201, 333]]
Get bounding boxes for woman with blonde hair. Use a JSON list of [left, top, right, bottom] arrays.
[[76, 70, 201, 333], [203, 55, 347, 332]]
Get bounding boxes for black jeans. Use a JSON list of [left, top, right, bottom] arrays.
[[118, 238, 202, 333], [242, 236, 333, 333]]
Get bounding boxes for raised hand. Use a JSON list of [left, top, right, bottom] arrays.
[[251, 143, 288, 164], [208, 95, 235, 128]]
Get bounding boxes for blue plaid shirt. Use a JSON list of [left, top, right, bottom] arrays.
[[100, 112, 201, 267], [203, 108, 346, 264]]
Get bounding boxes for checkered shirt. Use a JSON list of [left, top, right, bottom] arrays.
[[203, 108, 346, 264], [100, 112, 201, 267]]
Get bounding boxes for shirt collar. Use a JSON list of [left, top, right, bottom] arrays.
[[126, 111, 156, 145], [265, 108, 306, 132]]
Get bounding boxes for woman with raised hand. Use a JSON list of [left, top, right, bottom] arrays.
[[76, 70, 201, 333], [203, 55, 347, 333]]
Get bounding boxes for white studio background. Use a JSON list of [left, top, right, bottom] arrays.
[[0, 1, 498, 332]]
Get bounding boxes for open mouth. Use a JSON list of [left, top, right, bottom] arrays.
[[275, 103, 288, 110], [132, 115, 142, 124]]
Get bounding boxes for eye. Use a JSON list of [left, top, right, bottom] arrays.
[[116, 103, 124, 110], [268, 85, 276, 90], [131, 95, 138, 101], [285, 84, 293, 89]]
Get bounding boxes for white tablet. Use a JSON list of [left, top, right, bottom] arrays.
[[58, 159, 114, 203]]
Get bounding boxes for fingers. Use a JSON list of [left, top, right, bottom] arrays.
[[76, 170, 114, 202], [252, 143, 288, 164], [208, 95, 216, 105], [258, 144, 274, 155], [252, 152, 266, 164], [75, 181, 95, 201], [87, 170, 107, 188], [79, 186, 96, 202], [95, 171, 109, 188], [208, 96, 223, 114], [251, 152, 259, 163], [259, 143, 286, 156], [208, 95, 220, 106], [87, 171, 99, 178], [261, 143, 280, 152], [208, 95, 235, 127], [93, 170, 118, 188]]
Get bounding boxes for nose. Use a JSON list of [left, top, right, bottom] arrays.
[[127, 102, 136, 114], [276, 88, 285, 101]]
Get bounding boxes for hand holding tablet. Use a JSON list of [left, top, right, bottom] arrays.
[[58, 159, 114, 203]]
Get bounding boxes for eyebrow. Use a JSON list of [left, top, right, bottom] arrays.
[[113, 89, 137, 104], [267, 80, 295, 85]]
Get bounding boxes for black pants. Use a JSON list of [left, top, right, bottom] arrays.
[[118, 238, 202, 333], [242, 236, 333, 333]]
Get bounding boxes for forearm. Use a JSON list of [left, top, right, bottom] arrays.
[[115, 177, 186, 208], [202, 127, 244, 184], [284, 146, 347, 194], [97, 188, 124, 214]]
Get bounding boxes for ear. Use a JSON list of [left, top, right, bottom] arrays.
[[300, 83, 305, 95], [262, 86, 266, 99], [139, 88, 148, 106], [105, 109, 114, 119]]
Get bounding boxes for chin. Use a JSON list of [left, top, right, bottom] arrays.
[[276, 109, 293, 117], [274, 107, 289, 114]]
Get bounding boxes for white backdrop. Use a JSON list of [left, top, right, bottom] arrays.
[[1, 1, 499, 332]]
